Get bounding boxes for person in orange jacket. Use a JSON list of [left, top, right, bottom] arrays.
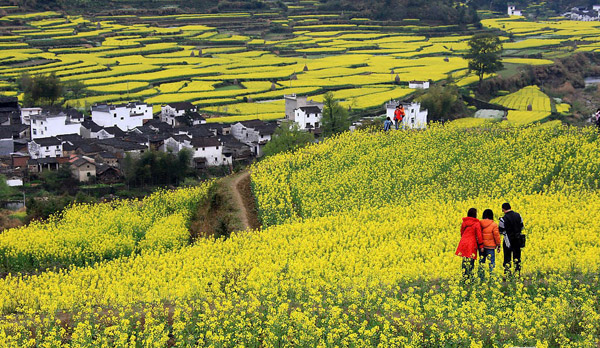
[[479, 209, 502, 274], [455, 208, 484, 279], [394, 104, 405, 130]]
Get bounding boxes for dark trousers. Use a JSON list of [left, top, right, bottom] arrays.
[[503, 241, 521, 275]]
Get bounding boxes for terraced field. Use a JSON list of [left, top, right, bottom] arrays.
[[0, 7, 595, 121], [491, 85, 553, 125]]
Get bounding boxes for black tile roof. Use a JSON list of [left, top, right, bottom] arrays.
[[191, 136, 221, 148], [33, 137, 62, 147]]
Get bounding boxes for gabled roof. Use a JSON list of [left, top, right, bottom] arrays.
[[32, 137, 62, 147], [96, 163, 120, 175], [82, 119, 103, 132], [71, 157, 95, 168], [191, 136, 221, 148], [103, 126, 126, 137], [167, 102, 195, 111], [76, 142, 104, 154], [238, 119, 266, 128], [299, 106, 322, 114], [98, 151, 117, 159], [58, 133, 85, 143], [188, 125, 215, 138], [171, 134, 192, 143], [98, 138, 147, 151]]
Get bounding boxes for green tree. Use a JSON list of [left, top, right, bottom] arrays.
[[321, 92, 350, 137], [0, 175, 15, 200], [464, 33, 504, 87], [416, 84, 469, 121], [263, 121, 315, 157], [19, 72, 63, 106], [40, 164, 78, 194]]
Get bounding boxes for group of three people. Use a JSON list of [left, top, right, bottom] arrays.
[[455, 203, 525, 279], [384, 104, 406, 131]]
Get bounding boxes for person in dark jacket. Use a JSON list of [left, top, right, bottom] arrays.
[[499, 202, 524, 276], [455, 208, 484, 279]]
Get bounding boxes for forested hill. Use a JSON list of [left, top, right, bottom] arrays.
[[11, 0, 596, 22]]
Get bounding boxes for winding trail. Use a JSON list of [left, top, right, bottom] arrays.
[[226, 170, 260, 231]]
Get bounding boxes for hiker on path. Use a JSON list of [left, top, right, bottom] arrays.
[[479, 209, 502, 275], [455, 208, 484, 279], [394, 104, 405, 130], [595, 108, 600, 130], [383, 117, 393, 131], [499, 202, 524, 277]]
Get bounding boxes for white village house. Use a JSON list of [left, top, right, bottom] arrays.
[[231, 120, 277, 157], [20, 107, 42, 125], [507, 5, 522, 16], [189, 137, 232, 167], [161, 102, 199, 126], [28, 137, 63, 159], [386, 101, 428, 130], [294, 105, 323, 130], [91, 102, 153, 131], [563, 6, 600, 21], [408, 80, 430, 89], [30, 111, 82, 139], [284, 94, 324, 120]]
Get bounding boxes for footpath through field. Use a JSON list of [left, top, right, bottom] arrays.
[[226, 170, 260, 231]]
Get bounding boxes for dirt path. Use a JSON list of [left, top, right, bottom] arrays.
[[227, 170, 260, 231]]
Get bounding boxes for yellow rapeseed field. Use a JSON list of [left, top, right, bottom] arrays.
[[0, 124, 598, 346]]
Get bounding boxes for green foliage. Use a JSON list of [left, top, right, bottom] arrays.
[[263, 121, 314, 157], [39, 164, 79, 194], [123, 149, 194, 187], [416, 84, 469, 121], [0, 175, 15, 200], [19, 72, 63, 107], [321, 91, 350, 137], [464, 33, 504, 87]]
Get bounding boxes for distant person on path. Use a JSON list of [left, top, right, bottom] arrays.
[[595, 108, 600, 130], [479, 209, 502, 276], [383, 117, 393, 131], [499, 202, 524, 277], [455, 208, 484, 279], [394, 104, 405, 130]]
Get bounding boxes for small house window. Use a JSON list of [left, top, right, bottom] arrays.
[[114, 113, 117, 117], [216, 146, 219, 150], [33, 120, 36, 124], [87, 172, 91, 176], [121, 117, 124, 120], [202, 147, 205, 151], [33, 129, 37, 135], [306, 123, 310, 128]]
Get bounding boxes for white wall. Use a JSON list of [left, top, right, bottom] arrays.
[[409, 81, 430, 89], [92, 104, 153, 131], [31, 115, 81, 139], [294, 109, 322, 130], [191, 145, 232, 166], [28, 142, 63, 159], [21, 108, 42, 125]]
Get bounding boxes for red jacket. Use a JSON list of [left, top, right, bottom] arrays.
[[394, 108, 405, 121], [455, 217, 483, 259]]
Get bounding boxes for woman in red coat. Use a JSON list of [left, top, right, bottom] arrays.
[[455, 208, 484, 279]]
